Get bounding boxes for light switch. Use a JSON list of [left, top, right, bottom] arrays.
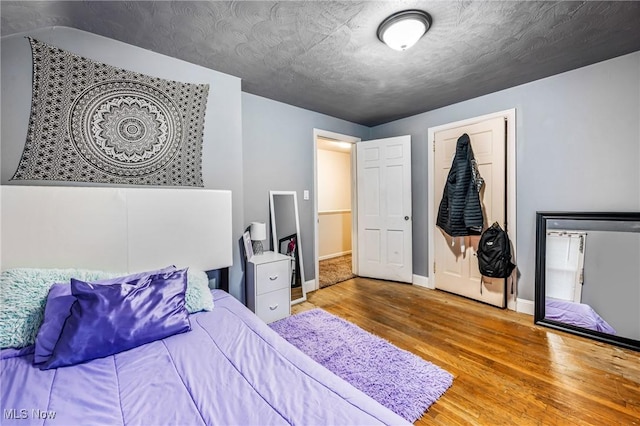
[[303, 190, 309, 200]]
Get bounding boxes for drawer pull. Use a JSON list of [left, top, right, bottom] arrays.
[[269, 304, 279, 311], [269, 275, 278, 281]]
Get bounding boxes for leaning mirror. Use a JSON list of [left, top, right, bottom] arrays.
[[535, 212, 640, 351], [270, 191, 306, 304]]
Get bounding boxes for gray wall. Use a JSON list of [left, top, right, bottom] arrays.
[[3, 26, 639, 307], [1, 27, 246, 301], [272, 193, 297, 243], [371, 51, 640, 302], [582, 231, 640, 340], [1, 27, 370, 299], [242, 93, 370, 282]]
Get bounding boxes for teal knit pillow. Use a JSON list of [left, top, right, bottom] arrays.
[[0, 268, 121, 349], [185, 269, 214, 314], [1, 267, 214, 349]]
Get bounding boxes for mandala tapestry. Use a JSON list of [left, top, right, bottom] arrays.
[[12, 38, 209, 186]]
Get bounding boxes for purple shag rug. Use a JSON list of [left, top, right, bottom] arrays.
[[270, 309, 453, 422]]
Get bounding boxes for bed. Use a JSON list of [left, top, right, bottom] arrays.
[[1, 186, 407, 426], [545, 297, 616, 334]]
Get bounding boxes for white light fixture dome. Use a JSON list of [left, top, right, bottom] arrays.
[[377, 10, 432, 51]]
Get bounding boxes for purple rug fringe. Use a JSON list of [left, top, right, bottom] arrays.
[[270, 309, 453, 422]]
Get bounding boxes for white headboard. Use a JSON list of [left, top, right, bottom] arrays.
[[1, 186, 233, 273]]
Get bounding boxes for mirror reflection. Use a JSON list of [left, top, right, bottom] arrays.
[[270, 191, 306, 304], [535, 212, 640, 351]]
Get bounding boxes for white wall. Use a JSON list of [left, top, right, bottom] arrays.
[[371, 51, 640, 303], [1, 27, 246, 300], [318, 148, 351, 211], [318, 212, 351, 260], [317, 147, 352, 259]]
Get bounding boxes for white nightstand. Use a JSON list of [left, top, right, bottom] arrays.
[[246, 251, 292, 323]]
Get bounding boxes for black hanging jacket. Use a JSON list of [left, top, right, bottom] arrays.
[[436, 133, 484, 237]]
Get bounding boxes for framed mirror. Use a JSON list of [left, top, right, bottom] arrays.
[[269, 191, 306, 305], [535, 212, 640, 351]]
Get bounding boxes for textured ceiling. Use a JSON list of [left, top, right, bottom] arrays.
[[2, 1, 639, 126]]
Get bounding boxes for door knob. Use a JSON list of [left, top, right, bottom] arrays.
[[405, 216, 410, 220]]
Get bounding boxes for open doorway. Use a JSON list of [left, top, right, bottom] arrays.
[[317, 137, 354, 287], [313, 130, 360, 291]]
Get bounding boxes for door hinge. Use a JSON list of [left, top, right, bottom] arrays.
[[433, 262, 436, 273], [432, 140, 435, 153]]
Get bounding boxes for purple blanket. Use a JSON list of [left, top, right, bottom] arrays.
[[1, 290, 408, 425], [545, 298, 616, 334]]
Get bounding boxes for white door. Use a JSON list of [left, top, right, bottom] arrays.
[[434, 117, 506, 307], [356, 136, 412, 283]]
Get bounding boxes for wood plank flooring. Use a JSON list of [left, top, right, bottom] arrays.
[[292, 277, 640, 425], [291, 285, 303, 301]]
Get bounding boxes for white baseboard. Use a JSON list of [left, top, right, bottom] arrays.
[[414, 274, 525, 313], [318, 250, 352, 261], [516, 298, 535, 315], [303, 279, 315, 294], [412, 274, 433, 288]]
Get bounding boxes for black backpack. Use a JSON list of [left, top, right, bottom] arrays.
[[477, 222, 516, 278]]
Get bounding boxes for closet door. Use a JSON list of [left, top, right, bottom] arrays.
[[433, 117, 507, 307]]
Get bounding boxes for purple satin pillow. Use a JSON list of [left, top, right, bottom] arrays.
[[33, 266, 176, 364], [41, 268, 190, 370]]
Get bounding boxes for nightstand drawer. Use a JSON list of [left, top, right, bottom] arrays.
[[256, 260, 290, 294], [256, 288, 290, 323]]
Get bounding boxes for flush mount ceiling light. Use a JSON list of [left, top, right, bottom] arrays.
[[377, 10, 432, 51]]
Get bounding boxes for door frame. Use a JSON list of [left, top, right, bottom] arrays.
[[313, 129, 361, 292], [427, 108, 518, 310]]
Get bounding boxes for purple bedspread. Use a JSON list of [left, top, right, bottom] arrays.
[[545, 298, 617, 334], [1, 290, 408, 426]]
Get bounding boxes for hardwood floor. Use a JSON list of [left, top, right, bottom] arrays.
[[291, 285, 303, 301], [292, 277, 640, 425]]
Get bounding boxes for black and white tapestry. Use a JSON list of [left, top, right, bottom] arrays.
[[12, 38, 209, 186]]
